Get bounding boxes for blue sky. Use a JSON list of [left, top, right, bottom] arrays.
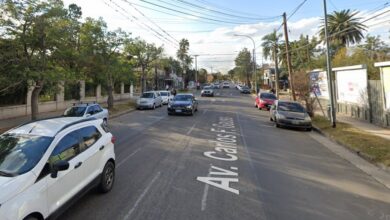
[[63, 0, 390, 73]]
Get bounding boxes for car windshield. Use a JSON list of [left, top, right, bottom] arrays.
[[260, 93, 277, 100], [173, 95, 192, 101], [242, 86, 249, 89], [278, 102, 305, 112], [64, 106, 86, 117], [160, 92, 168, 96], [203, 86, 211, 89], [141, 93, 154, 98], [0, 134, 53, 177]]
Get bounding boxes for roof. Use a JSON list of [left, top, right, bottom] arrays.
[[7, 117, 96, 137], [176, 93, 194, 96], [72, 103, 99, 107]]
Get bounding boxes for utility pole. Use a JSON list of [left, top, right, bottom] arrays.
[[194, 55, 199, 86], [282, 12, 296, 101], [323, 0, 336, 128], [273, 40, 280, 98]]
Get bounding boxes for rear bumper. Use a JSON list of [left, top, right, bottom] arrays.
[[137, 103, 154, 109], [201, 93, 214, 97]]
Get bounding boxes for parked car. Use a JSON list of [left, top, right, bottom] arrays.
[[0, 117, 116, 220], [201, 86, 214, 97], [63, 103, 109, 124], [255, 92, 277, 110], [222, 82, 230, 88], [213, 83, 220, 89], [167, 93, 198, 116], [158, 90, 173, 104], [240, 86, 251, 94], [136, 91, 163, 109], [270, 100, 312, 131]]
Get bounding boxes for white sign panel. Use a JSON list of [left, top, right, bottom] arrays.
[[310, 71, 329, 99], [336, 68, 368, 105], [382, 67, 390, 111]]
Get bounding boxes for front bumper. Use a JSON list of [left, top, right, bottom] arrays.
[[137, 103, 154, 109], [168, 106, 193, 114], [201, 93, 214, 97], [277, 119, 312, 129]]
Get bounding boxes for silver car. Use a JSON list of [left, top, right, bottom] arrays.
[[136, 91, 163, 109], [270, 100, 312, 131], [158, 90, 174, 104], [63, 103, 109, 124]]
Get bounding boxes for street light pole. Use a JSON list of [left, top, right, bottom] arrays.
[[234, 34, 257, 93], [323, 0, 337, 128]]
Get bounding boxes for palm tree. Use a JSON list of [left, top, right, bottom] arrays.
[[319, 9, 366, 48], [262, 31, 282, 94]]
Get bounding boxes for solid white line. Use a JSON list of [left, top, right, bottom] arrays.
[[123, 172, 161, 220], [201, 165, 212, 211], [117, 148, 141, 168]]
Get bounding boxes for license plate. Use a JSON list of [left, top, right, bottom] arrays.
[[292, 121, 299, 125], [176, 109, 182, 113]]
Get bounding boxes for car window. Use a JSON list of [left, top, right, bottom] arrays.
[[141, 93, 154, 98], [173, 95, 192, 101], [87, 106, 95, 115], [160, 92, 168, 96], [78, 126, 102, 152], [49, 131, 80, 164], [277, 102, 305, 112], [0, 134, 53, 176], [64, 106, 86, 117], [94, 105, 102, 113], [260, 93, 277, 100]]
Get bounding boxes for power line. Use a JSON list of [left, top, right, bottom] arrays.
[[193, 0, 264, 18], [287, 0, 308, 20]]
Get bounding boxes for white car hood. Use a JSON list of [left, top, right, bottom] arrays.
[[0, 172, 35, 204], [139, 98, 153, 102], [279, 111, 305, 119]]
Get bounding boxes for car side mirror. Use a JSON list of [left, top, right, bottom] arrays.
[[86, 113, 91, 117], [51, 160, 69, 178]]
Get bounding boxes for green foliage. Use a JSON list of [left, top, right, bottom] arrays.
[[234, 48, 253, 85]]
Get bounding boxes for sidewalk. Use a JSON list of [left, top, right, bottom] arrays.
[[0, 99, 136, 133], [336, 115, 390, 141]]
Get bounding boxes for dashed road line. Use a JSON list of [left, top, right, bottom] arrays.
[[201, 165, 213, 211], [117, 148, 141, 168]]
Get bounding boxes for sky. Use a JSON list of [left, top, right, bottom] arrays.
[[62, 0, 390, 74]]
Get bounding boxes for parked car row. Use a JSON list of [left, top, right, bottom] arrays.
[[136, 90, 174, 110]]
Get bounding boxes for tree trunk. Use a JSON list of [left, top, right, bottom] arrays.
[[31, 81, 44, 121], [141, 66, 146, 93], [107, 84, 114, 110], [155, 65, 158, 90]]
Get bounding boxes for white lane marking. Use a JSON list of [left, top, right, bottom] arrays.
[[201, 165, 212, 211], [123, 172, 161, 220], [202, 109, 208, 115], [187, 123, 197, 135], [117, 148, 141, 168]]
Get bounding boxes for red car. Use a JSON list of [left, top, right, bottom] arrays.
[[255, 92, 277, 110]]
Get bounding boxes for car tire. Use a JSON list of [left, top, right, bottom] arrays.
[[270, 117, 273, 121], [24, 216, 39, 220], [274, 120, 280, 128], [306, 127, 312, 132], [152, 104, 156, 110], [98, 161, 115, 193], [103, 118, 108, 126], [189, 109, 194, 116]]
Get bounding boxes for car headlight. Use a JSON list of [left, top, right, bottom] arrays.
[[304, 114, 311, 121], [277, 113, 286, 119], [186, 105, 192, 109], [136, 100, 140, 104]]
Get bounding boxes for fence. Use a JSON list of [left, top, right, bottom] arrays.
[[314, 80, 390, 127]]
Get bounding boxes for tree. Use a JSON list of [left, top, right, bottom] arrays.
[[262, 31, 282, 92], [359, 34, 389, 61], [234, 48, 252, 87], [124, 38, 163, 93], [319, 9, 366, 51], [176, 38, 192, 88]]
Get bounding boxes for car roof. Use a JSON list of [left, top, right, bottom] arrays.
[[6, 117, 97, 137], [72, 103, 99, 107], [277, 100, 301, 104], [175, 93, 194, 96]]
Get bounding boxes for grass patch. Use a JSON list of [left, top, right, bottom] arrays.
[[313, 116, 390, 167], [108, 101, 136, 115]]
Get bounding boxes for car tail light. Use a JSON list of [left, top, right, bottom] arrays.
[[111, 136, 116, 144]]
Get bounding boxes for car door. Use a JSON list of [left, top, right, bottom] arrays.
[[193, 96, 198, 109], [93, 106, 104, 119], [77, 125, 105, 184], [46, 130, 86, 214]]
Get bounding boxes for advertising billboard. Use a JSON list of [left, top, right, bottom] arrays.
[[310, 70, 329, 99], [382, 67, 390, 111], [336, 68, 368, 105]]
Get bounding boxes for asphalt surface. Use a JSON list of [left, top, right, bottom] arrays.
[[58, 87, 390, 220]]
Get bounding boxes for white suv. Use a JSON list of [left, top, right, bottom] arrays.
[[63, 103, 109, 124], [0, 117, 116, 220]]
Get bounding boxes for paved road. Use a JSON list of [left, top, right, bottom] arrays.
[[58, 87, 390, 220]]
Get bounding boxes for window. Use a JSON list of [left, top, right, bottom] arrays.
[[95, 105, 103, 113], [87, 106, 95, 115], [78, 126, 102, 152], [63, 107, 87, 117], [50, 131, 80, 164]]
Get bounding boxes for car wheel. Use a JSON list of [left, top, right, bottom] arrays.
[[270, 117, 273, 121], [189, 109, 194, 116], [152, 104, 156, 110], [99, 161, 115, 193], [306, 127, 312, 132], [103, 118, 108, 126], [274, 120, 280, 128]]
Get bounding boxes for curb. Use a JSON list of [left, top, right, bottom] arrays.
[[312, 125, 390, 190], [109, 108, 136, 119]]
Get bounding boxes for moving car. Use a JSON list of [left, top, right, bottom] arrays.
[[201, 86, 214, 97], [167, 93, 198, 116], [240, 86, 251, 94], [63, 103, 109, 124], [0, 117, 116, 220], [158, 90, 173, 104], [222, 82, 230, 88], [270, 100, 312, 131], [136, 91, 163, 109], [212, 83, 220, 89], [255, 92, 277, 110]]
